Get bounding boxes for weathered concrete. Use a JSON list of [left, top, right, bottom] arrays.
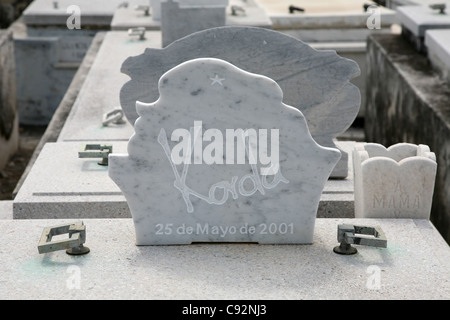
[[365, 33, 450, 244], [0, 29, 19, 171]]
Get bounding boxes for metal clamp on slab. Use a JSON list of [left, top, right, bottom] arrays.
[[103, 108, 125, 126], [38, 222, 90, 255], [429, 3, 446, 14], [333, 224, 387, 255], [231, 5, 245, 16], [78, 144, 112, 166], [128, 27, 146, 40], [135, 4, 150, 16]]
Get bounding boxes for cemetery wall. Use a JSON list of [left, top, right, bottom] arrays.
[[0, 28, 19, 171], [365, 33, 450, 244]]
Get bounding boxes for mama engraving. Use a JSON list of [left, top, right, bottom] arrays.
[[157, 127, 289, 213]]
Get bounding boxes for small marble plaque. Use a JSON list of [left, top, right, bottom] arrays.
[[119, 26, 360, 178], [109, 58, 340, 245], [353, 143, 437, 219]]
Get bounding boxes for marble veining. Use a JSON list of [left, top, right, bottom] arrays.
[[109, 58, 340, 245], [353, 143, 437, 219]]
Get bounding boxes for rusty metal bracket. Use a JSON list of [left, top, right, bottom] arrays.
[[78, 144, 112, 166], [333, 224, 387, 255], [102, 108, 125, 126], [128, 27, 146, 40], [38, 222, 90, 255]]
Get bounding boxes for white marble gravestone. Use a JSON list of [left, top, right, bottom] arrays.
[[353, 143, 437, 219], [109, 58, 340, 245], [120, 26, 360, 178]]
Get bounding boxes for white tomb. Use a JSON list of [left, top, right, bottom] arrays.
[[109, 58, 340, 245]]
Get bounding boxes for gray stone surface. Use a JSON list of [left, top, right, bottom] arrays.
[[397, 3, 450, 52], [22, 0, 145, 26], [57, 31, 160, 142], [397, 4, 450, 37], [161, 0, 226, 47], [120, 26, 361, 178], [110, 5, 161, 31], [110, 0, 272, 30], [0, 29, 18, 170], [425, 29, 450, 83], [0, 201, 12, 219], [365, 33, 450, 244], [13, 141, 356, 220], [150, 0, 229, 21], [14, 36, 78, 125], [309, 42, 367, 117], [0, 217, 448, 299]]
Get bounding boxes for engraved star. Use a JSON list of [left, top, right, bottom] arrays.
[[210, 74, 225, 86]]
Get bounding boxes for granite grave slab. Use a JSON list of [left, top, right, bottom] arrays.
[[109, 58, 340, 245], [0, 218, 449, 299], [57, 31, 161, 142], [22, 0, 146, 26], [425, 29, 450, 83], [396, 3, 450, 52], [120, 26, 361, 178]]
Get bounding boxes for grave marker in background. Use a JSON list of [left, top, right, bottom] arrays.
[[120, 26, 360, 178]]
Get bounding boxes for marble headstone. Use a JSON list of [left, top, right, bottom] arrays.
[[109, 58, 340, 245], [119, 26, 360, 178], [353, 143, 437, 219]]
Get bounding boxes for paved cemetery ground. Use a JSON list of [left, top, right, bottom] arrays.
[[0, 125, 46, 200]]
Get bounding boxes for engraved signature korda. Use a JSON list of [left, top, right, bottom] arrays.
[[157, 125, 289, 213]]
